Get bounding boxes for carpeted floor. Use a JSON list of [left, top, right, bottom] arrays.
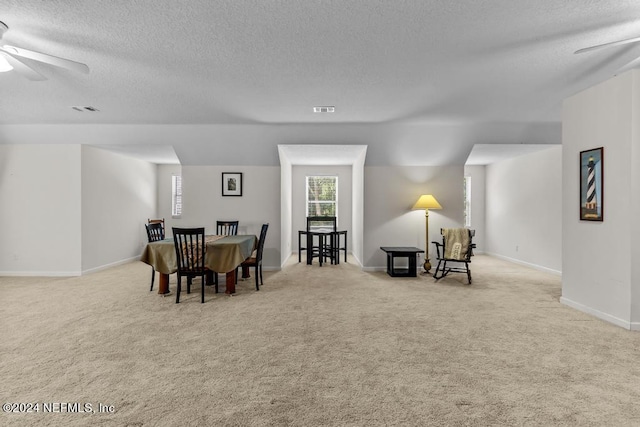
[[1, 255, 639, 426]]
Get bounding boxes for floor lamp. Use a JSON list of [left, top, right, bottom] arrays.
[[412, 194, 442, 273]]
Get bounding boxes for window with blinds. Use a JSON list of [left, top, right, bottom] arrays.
[[306, 176, 337, 217], [172, 175, 182, 217], [464, 176, 471, 227]]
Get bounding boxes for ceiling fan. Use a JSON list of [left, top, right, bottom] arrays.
[[0, 20, 89, 80]]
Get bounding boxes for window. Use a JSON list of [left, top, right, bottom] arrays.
[[306, 176, 337, 217], [464, 176, 471, 227], [172, 175, 182, 217]]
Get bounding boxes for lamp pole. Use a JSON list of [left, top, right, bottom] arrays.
[[423, 208, 432, 272], [411, 194, 441, 274]]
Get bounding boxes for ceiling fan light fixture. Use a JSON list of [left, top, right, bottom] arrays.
[[0, 54, 13, 72]]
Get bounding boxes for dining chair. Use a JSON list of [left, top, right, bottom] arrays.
[[306, 216, 337, 265], [145, 222, 165, 291], [240, 223, 269, 291], [213, 220, 239, 284], [172, 227, 208, 303], [148, 218, 165, 236], [216, 220, 239, 236]]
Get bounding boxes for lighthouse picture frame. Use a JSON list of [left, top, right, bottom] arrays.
[[580, 147, 603, 221]]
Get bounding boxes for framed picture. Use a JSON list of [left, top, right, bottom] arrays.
[[580, 147, 603, 221], [222, 172, 243, 197]]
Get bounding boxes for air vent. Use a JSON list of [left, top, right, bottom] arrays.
[[71, 106, 99, 112], [313, 106, 335, 113]]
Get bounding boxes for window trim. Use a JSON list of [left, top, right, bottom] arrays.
[[305, 175, 338, 219], [464, 176, 471, 227], [172, 174, 182, 218]]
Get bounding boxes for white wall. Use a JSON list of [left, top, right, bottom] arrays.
[[179, 165, 281, 269], [291, 165, 353, 253], [363, 166, 464, 269], [81, 146, 157, 273], [484, 146, 562, 274], [562, 70, 637, 329], [463, 165, 486, 252], [0, 145, 82, 275]]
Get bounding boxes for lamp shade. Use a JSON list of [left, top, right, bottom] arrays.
[[412, 194, 442, 210]]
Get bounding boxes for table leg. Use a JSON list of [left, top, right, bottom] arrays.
[[206, 270, 214, 286], [225, 270, 237, 294], [158, 273, 170, 294]]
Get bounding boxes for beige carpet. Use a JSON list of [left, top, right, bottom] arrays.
[[1, 255, 639, 426]]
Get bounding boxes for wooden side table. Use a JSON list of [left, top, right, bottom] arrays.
[[380, 247, 425, 277]]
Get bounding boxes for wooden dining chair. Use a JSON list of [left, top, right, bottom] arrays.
[[148, 218, 165, 235], [216, 220, 239, 236], [306, 216, 337, 265], [240, 223, 269, 291], [145, 222, 165, 291], [172, 227, 208, 303], [213, 220, 239, 284]]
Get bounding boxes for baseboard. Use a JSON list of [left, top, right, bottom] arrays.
[[349, 253, 363, 268], [485, 252, 562, 276], [288, 251, 358, 268], [0, 270, 82, 277], [362, 266, 385, 272], [559, 297, 633, 330], [82, 256, 140, 276]]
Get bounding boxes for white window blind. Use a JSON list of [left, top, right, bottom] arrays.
[[172, 175, 182, 217], [464, 176, 471, 227]]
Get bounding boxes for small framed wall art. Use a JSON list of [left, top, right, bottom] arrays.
[[579, 147, 603, 221], [222, 172, 243, 197]]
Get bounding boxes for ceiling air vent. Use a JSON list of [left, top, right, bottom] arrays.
[[72, 106, 99, 112], [313, 106, 335, 113]]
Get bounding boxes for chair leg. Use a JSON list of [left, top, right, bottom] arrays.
[[176, 276, 181, 303], [433, 260, 445, 279], [150, 267, 155, 291], [255, 265, 260, 291], [201, 274, 205, 303], [187, 277, 192, 294], [466, 262, 472, 285], [259, 265, 263, 288]]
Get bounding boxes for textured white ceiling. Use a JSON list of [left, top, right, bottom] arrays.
[[1, 1, 639, 164]]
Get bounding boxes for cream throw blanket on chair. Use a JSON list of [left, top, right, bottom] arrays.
[[442, 228, 470, 260]]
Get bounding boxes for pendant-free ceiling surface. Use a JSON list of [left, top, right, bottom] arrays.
[[1, 1, 639, 164]]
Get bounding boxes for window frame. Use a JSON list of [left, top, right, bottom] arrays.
[[464, 175, 471, 227], [305, 175, 338, 219], [172, 174, 182, 218]]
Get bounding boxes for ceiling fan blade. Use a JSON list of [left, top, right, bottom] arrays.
[[574, 35, 640, 54], [1, 52, 46, 80], [0, 44, 89, 74]]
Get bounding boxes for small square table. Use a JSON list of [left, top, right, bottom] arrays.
[[380, 247, 425, 277]]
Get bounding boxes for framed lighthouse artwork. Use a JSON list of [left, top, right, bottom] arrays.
[[580, 147, 603, 221]]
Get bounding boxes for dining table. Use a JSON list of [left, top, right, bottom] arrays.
[[140, 234, 257, 295]]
